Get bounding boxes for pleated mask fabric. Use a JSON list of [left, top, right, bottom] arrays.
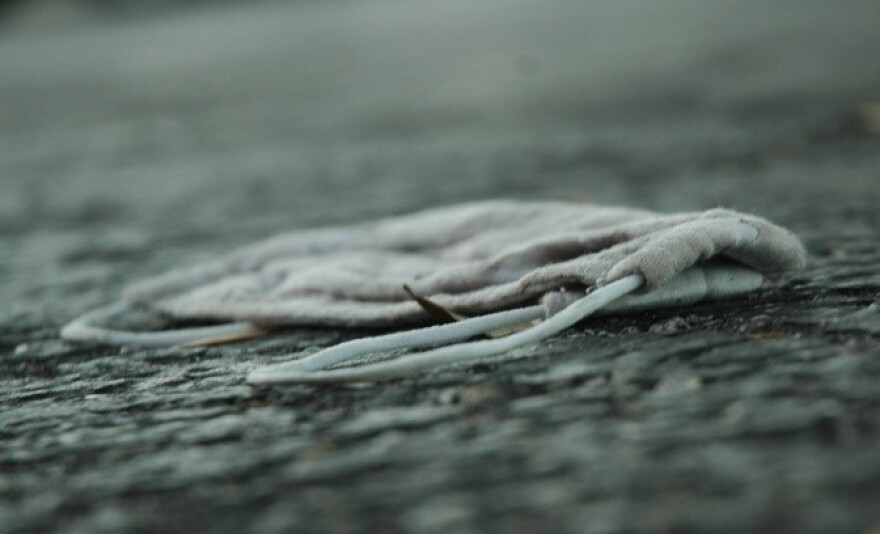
[[61, 200, 807, 384]]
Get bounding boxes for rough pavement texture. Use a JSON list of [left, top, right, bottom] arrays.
[[1, 1, 879, 532]]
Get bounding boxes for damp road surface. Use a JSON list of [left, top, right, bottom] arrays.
[[1, 1, 880, 532]]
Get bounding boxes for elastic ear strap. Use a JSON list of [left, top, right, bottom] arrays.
[[293, 305, 545, 372], [247, 274, 644, 384], [61, 302, 264, 348]]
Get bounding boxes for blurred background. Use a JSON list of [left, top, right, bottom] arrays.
[[1, 0, 878, 315]]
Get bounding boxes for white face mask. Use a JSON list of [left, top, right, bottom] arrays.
[[61, 200, 806, 384]]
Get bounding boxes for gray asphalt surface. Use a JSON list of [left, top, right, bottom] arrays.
[[1, 1, 879, 532]]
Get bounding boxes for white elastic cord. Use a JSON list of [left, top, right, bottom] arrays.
[[247, 274, 645, 385], [295, 306, 545, 372], [60, 302, 265, 348]]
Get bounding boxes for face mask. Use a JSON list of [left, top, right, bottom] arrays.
[[61, 201, 806, 384]]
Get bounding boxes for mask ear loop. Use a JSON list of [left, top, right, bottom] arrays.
[[247, 274, 644, 385], [60, 302, 266, 348]]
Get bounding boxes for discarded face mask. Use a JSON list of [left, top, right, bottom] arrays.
[[61, 200, 807, 384]]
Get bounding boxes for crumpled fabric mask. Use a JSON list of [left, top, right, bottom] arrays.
[[61, 200, 807, 384]]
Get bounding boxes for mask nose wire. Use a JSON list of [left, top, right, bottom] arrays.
[[247, 274, 645, 385]]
